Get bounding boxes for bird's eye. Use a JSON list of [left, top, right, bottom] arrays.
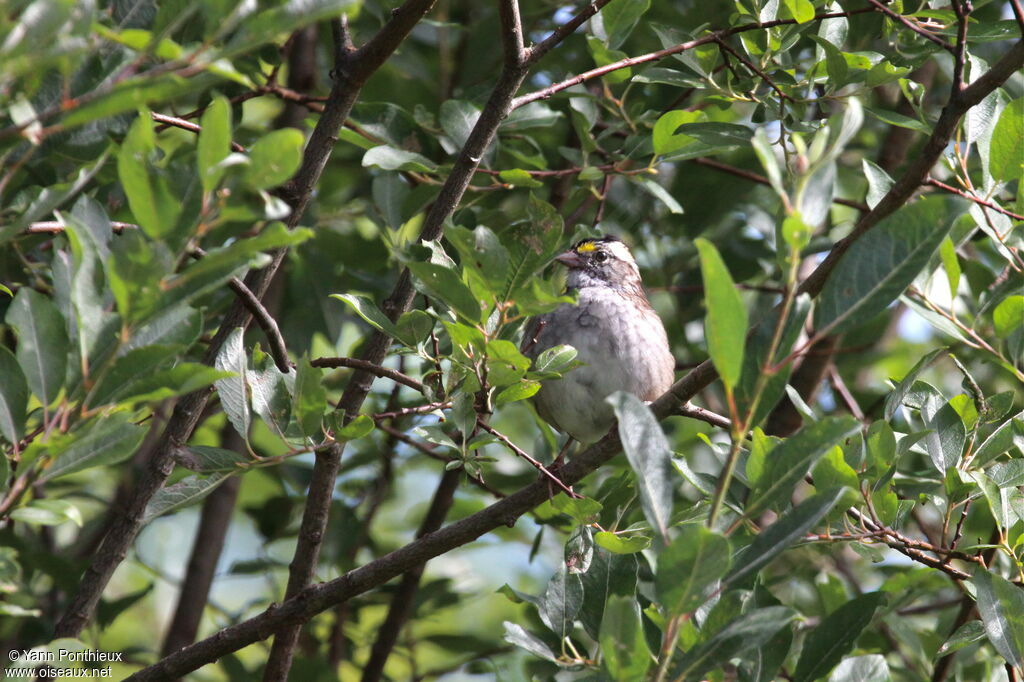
[[593, 251, 609, 263]]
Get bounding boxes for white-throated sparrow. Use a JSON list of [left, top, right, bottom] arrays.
[[521, 236, 675, 444]]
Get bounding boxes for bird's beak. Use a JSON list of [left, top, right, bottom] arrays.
[[555, 250, 584, 269]]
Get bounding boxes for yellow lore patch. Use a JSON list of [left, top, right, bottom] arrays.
[[575, 241, 599, 253]]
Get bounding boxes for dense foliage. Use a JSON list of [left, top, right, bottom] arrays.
[[0, 0, 1022, 680]]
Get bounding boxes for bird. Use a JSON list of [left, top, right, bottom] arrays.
[[520, 235, 675, 446]]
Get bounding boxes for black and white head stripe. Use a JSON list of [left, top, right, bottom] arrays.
[[573, 235, 639, 276]]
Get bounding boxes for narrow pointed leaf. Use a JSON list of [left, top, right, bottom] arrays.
[[608, 391, 673, 539]]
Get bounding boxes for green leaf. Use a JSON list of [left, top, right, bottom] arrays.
[[827, 654, 890, 682], [812, 446, 859, 507], [143, 472, 233, 523], [88, 345, 180, 407], [793, 592, 886, 682], [198, 95, 231, 193], [242, 128, 304, 190], [989, 98, 1024, 183], [974, 413, 1024, 466], [751, 127, 785, 199], [498, 168, 543, 188], [636, 177, 684, 214], [938, 236, 961, 300], [176, 445, 247, 473], [117, 110, 181, 239], [502, 622, 559, 663], [151, 224, 312, 326], [593, 532, 651, 554], [335, 414, 374, 441], [408, 262, 482, 322], [727, 487, 848, 586], [294, 356, 326, 439], [816, 196, 964, 335], [694, 238, 748, 390], [861, 159, 893, 210], [671, 607, 796, 681], [587, 36, 632, 83], [362, 145, 437, 173], [884, 347, 947, 420], [936, 620, 987, 657], [601, 0, 650, 49], [783, 0, 815, 23], [9, 499, 83, 528], [530, 344, 579, 378], [994, 295, 1024, 339], [119, 364, 232, 404], [215, 328, 250, 439], [864, 106, 931, 133], [581, 549, 638, 638], [973, 569, 1024, 668], [747, 417, 860, 516], [551, 494, 603, 524], [41, 414, 146, 481], [495, 380, 540, 405], [600, 596, 651, 680], [6, 287, 69, 407], [923, 400, 966, 473], [539, 567, 583, 639], [652, 110, 703, 155], [446, 225, 510, 293], [607, 391, 673, 539], [439, 99, 480, 150], [331, 294, 403, 340], [502, 196, 564, 302], [735, 294, 811, 428], [656, 525, 731, 615], [0, 347, 28, 445]]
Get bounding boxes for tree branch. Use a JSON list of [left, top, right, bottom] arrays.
[[225, 275, 291, 373], [525, 0, 614, 66], [311, 357, 425, 393], [864, 0, 955, 52]]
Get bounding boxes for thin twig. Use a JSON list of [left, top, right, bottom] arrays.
[[190, 246, 291, 373], [312, 357, 424, 393], [525, 0, 614, 66], [864, 0, 955, 51], [691, 157, 869, 211], [375, 423, 503, 497], [25, 221, 138, 234], [924, 177, 1024, 221], [476, 421, 579, 498], [714, 37, 793, 102], [827, 365, 865, 421], [150, 112, 246, 152]]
